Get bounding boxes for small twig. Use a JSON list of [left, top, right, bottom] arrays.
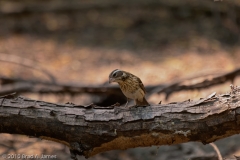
[[0, 53, 56, 83], [209, 142, 223, 160], [150, 68, 240, 100]]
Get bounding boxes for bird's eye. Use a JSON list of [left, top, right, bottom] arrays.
[[113, 73, 117, 77]]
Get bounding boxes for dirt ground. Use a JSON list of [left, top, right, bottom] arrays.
[[0, 0, 240, 160]]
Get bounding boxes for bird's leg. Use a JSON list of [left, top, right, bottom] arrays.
[[124, 98, 129, 107]]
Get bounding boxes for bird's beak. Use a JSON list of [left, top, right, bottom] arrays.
[[109, 78, 115, 83]]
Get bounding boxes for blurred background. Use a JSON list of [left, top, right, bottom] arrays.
[[0, 0, 240, 160]]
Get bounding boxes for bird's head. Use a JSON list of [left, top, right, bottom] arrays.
[[109, 69, 127, 83]]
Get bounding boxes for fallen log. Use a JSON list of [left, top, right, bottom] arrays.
[[0, 86, 240, 159]]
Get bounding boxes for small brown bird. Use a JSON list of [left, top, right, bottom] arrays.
[[109, 69, 150, 107]]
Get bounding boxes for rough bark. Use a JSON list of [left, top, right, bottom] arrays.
[[0, 87, 240, 159]]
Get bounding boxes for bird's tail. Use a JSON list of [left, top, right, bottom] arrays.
[[135, 97, 150, 106]]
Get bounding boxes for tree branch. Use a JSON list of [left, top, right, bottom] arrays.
[[151, 68, 240, 99], [0, 86, 240, 159], [1, 68, 240, 102], [0, 53, 56, 82]]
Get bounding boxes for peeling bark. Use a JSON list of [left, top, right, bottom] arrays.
[[0, 88, 240, 159]]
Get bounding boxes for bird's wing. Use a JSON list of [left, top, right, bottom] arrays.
[[125, 71, 147, 94], [137, 78, 146, 94]]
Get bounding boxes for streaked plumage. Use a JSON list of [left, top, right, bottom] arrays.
[[109, 69, 149, 107]]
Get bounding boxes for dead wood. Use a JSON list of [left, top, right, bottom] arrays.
[[150, 68, 240, 99], [0, 86, 240, 159], [1, 68, 240, 102], [0, 75, 123, 95]]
